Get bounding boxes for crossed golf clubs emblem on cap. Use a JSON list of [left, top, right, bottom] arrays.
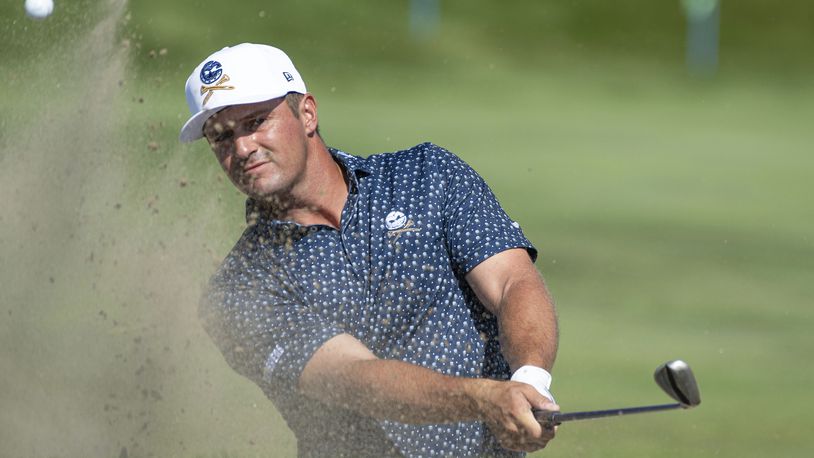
[[200, 74, 235, 106]]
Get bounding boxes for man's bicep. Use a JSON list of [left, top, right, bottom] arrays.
[[299, 333, 378, 401], [465, 248, 539, 314]]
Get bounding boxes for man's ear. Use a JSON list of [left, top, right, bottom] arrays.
[[300, 94, 319, 136]]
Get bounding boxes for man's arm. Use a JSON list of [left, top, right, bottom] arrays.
[[299, 334, 480, 422], [299, 333, 555, 452], [464, 248, 559, 373]]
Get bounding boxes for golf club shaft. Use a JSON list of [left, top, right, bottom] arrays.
[[535, 402, 682, 424]]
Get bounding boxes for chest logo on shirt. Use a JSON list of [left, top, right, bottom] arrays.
[[385, 210, 421, 240], [385, 211, 408, 230]]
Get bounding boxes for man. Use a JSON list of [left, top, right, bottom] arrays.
[[180, 43, 560, 457]]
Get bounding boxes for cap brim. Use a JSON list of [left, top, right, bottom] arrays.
[[178, 92, 303, 143], [179, 107, 221, 143]]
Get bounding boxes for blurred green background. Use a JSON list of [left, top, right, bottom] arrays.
[[1, 0, 812, 457]]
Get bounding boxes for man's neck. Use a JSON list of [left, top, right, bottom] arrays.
[[255, 142, 349, 229]]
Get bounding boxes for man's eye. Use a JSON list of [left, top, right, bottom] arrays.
[[213, 131, 233, 143], [251, 117, 266, 128]]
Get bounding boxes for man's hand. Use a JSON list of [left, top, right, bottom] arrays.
[[472, 380, 559, 452]]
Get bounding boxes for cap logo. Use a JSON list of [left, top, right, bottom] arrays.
[[200, 74, 235, 106], [283, 72, 294, 82], [200, 61, 223, 84]]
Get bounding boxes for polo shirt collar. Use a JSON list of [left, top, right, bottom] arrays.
[[328, 147, 372, 186]]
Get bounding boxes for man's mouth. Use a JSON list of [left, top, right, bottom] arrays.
[[243, 160, 268, 173]]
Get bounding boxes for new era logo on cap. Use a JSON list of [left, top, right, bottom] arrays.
[[179, 43, 308, 143]]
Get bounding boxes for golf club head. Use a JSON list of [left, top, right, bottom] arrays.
[[654, 360, 701, 407]]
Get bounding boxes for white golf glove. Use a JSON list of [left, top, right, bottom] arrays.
[[511, 365, 556, 403]]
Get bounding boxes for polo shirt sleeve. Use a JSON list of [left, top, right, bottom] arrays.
[[199, 246, 345, 392], [431, 145, 538, 274]]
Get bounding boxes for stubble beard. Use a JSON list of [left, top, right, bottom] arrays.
[[245, 153, 311, 219]]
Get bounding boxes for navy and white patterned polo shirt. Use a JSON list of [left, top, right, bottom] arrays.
[[201, 143, 538, 457]]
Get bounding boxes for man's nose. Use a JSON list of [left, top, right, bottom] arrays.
[[233, 132, 256, 159]]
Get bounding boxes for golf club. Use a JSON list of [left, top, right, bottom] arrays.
[[534, 360, 701, 426]]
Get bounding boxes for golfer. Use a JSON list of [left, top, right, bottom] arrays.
[[181, 43, 560, 457]]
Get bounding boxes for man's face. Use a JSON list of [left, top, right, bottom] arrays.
[[203, 97, 309, 200]]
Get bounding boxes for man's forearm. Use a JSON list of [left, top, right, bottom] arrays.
[[464, 249, 559, 373], [300, 344, 558, 453], [497, 271, 559, 372], [298, 328, 559, 452], [300, 355, 491, 423]]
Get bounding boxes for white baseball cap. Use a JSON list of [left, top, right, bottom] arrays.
[[179, 43, 307, 143]]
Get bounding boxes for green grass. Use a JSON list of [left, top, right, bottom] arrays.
[[1, 1, 813, 457]]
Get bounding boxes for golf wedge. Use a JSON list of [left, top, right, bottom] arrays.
[[535, 359, 701, 426]]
